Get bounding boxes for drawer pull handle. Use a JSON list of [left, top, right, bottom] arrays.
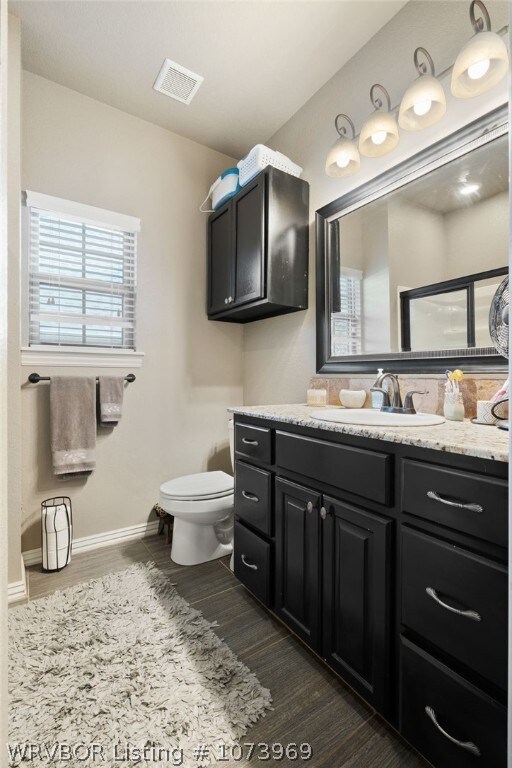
[[242, 491, 259, 503], [425, 706, 481, 757], [241, 554, 258, 571], [427, 490, 483, 514], [242, 438, 259, 446], [426, 587, 482, 622]]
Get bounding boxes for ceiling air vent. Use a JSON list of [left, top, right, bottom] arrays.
[[153, 58, 204, 105]]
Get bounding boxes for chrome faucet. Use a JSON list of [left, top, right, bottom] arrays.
[[370, 371, 426, 415]]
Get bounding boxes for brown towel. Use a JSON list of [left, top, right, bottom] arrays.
[[50, 376, 96, 478], [98, 376, 124, 425]]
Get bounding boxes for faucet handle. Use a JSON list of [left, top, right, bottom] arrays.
[[370, 386, 391, 409], [403, 390, 427, 414]]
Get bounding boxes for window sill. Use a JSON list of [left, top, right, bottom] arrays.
[[20, 346, 145, 368]]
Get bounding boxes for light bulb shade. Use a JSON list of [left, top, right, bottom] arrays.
[[399, 75, 446, 131], [359, 111, 399, 157], [325, 135, 360, 177], [451, 30, 508, 98]]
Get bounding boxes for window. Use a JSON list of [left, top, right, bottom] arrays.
[[26, 192, 139, 350], [331, 267, 362, 356]]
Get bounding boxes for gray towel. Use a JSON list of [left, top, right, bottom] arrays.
[[50, 376, 96, 478], [98, 376, 124, 425]]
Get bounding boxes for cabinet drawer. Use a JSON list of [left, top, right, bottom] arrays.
[[402, 459, 507, 547], [235, 423, 272, 465], [276, 431, 391, 505], [401, 528, 507, 689], [234, 521, 271, 606], [400, 637, 506, 768], [235, 461, 272, 536]]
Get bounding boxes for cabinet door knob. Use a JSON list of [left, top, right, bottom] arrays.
[[320, 506, 327, 520], [229, 296, 234, 303], [424, 706, 480, 756], [224, 298, 228, 304], [306, 501, 314, 513]]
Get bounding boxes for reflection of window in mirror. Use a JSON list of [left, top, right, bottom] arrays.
[[329, 132, 508, 358], [331, 267, 362, 355]]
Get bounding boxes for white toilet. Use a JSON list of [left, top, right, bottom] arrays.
[[159, 421, 235, 566]]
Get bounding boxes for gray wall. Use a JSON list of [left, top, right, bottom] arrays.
[[18, 73, 243, 554]]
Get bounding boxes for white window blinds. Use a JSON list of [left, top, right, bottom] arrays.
[[27, 193, 139, 350], [331, 268, 363, 356]]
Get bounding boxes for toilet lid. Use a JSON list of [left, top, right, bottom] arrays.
[[160, 471, 234, 500]]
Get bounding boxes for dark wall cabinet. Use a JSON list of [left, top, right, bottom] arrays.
[[207, 168, 309, 323], [232, 415, 508, 768]]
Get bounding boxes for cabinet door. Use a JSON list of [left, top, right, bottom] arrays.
[[233, 175, 265, 306], [208, 204, 234, 315], [275, 478, 321, 650], [322, 496, 392, 714]]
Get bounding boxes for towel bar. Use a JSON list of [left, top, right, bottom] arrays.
[[28, 372, 136, 384]]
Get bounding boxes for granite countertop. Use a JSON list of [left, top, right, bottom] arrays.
[[228, 404, 509, 463]]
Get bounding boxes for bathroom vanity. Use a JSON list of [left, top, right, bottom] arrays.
[[229, 405, 508, 768]]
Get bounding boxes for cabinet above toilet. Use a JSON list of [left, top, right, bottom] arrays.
[[206, 167, 309, 323]]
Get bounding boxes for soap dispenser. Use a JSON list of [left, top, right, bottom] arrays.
[[372, 369, 384, 409]]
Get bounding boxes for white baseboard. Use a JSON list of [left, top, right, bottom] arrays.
[[8, 556, 27, 603], [22, 519, 160, 567]]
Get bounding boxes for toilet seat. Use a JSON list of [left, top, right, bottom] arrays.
[[160, 471, 234, 502]]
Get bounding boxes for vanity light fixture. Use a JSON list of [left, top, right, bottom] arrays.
[[399, 48, 446, 131], [451, 0, 509, 98], [325, 114, 361, 177], [359, 85, 399, 158]]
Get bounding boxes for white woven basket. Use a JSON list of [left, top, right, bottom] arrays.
[[237, 144, 302, 187]]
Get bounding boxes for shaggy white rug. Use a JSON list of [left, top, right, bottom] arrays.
[[9, 563, 272, 767]]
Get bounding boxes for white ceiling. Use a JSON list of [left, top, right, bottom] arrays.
[[10, 0, 407, 158]]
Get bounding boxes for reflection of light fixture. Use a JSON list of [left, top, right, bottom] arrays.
[[359, 85, 399, 158], [399, 48, 446, 131], [451, 0, 508, 98], [461, 182, 480, 195], [325, 114, 360, 177]]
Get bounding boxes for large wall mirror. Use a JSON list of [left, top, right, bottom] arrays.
[[316, 106, 508, 373]]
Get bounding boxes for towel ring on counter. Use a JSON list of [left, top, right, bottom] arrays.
[[27, 372, 136, 384]]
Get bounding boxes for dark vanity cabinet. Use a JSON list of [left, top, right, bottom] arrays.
[[274, 478, 322, 650], [322, 497, 392, 713], [207, 167, 309, 323], [232, 414, 508, 768]]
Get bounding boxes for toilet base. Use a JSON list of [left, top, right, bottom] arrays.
[[170, 517, 233, 566]]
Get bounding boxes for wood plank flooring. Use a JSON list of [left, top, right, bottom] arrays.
[[19, 534, 429, 767]]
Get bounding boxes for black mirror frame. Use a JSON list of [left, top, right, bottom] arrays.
[[316, 105, 508, 374]]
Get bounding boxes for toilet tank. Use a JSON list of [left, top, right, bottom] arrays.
[[228, 419, 235, 471]]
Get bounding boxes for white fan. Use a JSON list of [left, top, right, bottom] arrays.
[[489, 276, 509, 359]]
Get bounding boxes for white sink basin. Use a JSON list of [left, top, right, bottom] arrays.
[[311, 409, 445, 427]]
